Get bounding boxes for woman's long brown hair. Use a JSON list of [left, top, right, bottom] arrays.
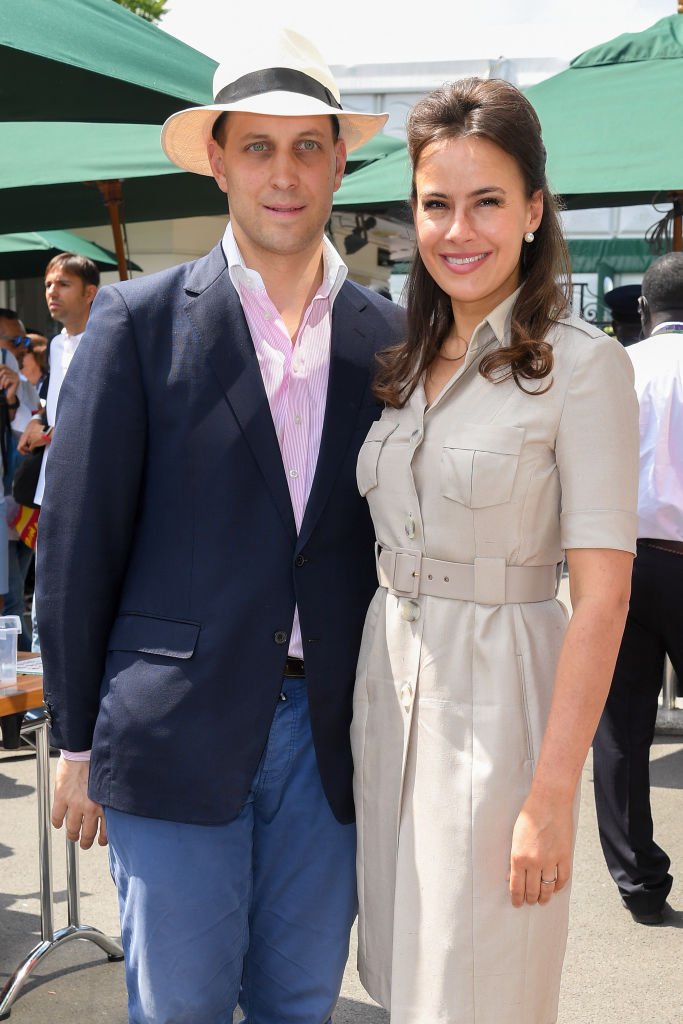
[[374, 78, 571, 408]]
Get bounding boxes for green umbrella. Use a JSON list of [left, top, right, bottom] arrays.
[[0, 122, 403, 234], [525, 15, 683, 217], [0, 0, 219, 277], [334, 145, 412, 212], [0, 0, 215, 124], [523, 10, 683, 256], [0, 229, 142, 281]]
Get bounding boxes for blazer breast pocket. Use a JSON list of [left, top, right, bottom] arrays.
[[357, 418, 399, 496], [440, 424, 525, 508], [107, 612, 201, 660]]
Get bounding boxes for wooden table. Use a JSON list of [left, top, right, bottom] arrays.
[[0, 654, 43, 716], [0, 655, 122, 1020]]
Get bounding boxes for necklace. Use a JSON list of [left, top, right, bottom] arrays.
[[438, 335, 469, 362]]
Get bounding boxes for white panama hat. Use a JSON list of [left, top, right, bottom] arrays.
[[162, 27, 388, 175]]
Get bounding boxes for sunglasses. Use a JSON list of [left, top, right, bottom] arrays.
[[0, 335, 32, 348]]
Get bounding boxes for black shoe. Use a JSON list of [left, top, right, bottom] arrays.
[[0, 712, 25, 749], [622, 900, 665, 926]]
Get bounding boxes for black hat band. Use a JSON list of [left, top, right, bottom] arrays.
[[214, 67, 342, 110]]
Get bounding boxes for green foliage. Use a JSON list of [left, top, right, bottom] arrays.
[[112, 0, 169, 23]]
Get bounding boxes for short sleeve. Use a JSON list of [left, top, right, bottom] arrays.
[[556, 333, 639, 553]]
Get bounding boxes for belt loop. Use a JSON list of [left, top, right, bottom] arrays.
[[474, 557, 507, 605], [555, 561, 563, 596]]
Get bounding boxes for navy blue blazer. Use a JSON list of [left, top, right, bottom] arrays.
[[37, 244, 405, 825]]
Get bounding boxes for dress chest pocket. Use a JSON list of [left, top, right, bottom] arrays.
[[357, 418, 399, 496], [440, 423, 525, 508]]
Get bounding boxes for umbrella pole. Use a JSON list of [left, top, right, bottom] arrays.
[[96, 180, 129, 280]]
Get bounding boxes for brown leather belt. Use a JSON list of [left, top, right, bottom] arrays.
[[639, 538, 683, 555], [283, 656, 305, 677]]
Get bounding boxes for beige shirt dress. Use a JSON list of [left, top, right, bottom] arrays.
[[351, 292, 640, 1024]]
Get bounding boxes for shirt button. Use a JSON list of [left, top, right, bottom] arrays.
[[294, 415, 302, 425], [400, 683, 413, 710], [399, 599, 420, 622], [274, 631, 288, 645], [404, 514, 416, 539], [410, 429, 422, 443], [289, 468, 299, 479]]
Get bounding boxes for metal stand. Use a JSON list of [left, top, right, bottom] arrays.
[[656, 657, 683, 735], [0, 714, 123, 1020]]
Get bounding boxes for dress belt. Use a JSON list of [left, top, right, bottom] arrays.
[[376, 546, 561, 605]]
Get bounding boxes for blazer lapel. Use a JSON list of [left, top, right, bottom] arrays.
[[298, 284, 375, 549], [183, 245, 296, 538]]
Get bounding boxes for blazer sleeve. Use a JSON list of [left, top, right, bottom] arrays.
[[37, 285, 147, 751]]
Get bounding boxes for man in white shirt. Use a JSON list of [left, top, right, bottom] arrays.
[[18, 253, 99, 501], [593, 252, 683, 926], [17, 254, 98, 652]]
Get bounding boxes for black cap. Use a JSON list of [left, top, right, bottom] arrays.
[[603, 284, 641, 322]]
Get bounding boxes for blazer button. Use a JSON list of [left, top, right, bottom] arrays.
[[295, 554, 307, 567], [273, 630, 288, 645]]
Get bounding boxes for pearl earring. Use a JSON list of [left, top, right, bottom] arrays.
[[524, 232, 535, 243]]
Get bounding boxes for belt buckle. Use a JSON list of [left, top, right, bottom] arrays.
[[389, 548, 422, 599]]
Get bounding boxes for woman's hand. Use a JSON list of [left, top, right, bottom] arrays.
[[509, 791, 573, 907]]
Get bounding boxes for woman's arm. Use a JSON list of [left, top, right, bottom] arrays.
[[508, 546, 633, 907]]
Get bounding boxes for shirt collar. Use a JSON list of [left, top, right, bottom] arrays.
[[468, 287, 522, 354], [222, 221, 348, 306], [60, 326, 84, 344]]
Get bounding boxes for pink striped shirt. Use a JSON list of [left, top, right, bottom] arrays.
[[223, 223, 347, 659]]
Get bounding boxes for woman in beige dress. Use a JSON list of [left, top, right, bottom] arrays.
[[351, 78, 640, 1024]]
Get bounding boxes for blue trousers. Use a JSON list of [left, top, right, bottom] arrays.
[[106, 677, 357, 1024]]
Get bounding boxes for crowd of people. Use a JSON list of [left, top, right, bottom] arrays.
[[1, 23, 679, 1024]]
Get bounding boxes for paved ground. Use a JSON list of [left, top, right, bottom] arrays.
[[1, 733, 681, 1023]]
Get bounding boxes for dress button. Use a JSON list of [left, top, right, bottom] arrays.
[[273, 630, 288, 645], [295, 554, 307, 567], [399, 599, 420, 622], [400, 683, 413, 710], [404, 514, 416, 539]]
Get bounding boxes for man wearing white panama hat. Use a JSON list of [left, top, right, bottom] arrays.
[[37, 27, 403, 1024]]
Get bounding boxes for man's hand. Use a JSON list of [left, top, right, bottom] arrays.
[[0, 366, 20, 419], [18, 418, 49, 455], [52, 756, 108, 849]]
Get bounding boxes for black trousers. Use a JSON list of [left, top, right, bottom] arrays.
[[592, 541, 680, 913]]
